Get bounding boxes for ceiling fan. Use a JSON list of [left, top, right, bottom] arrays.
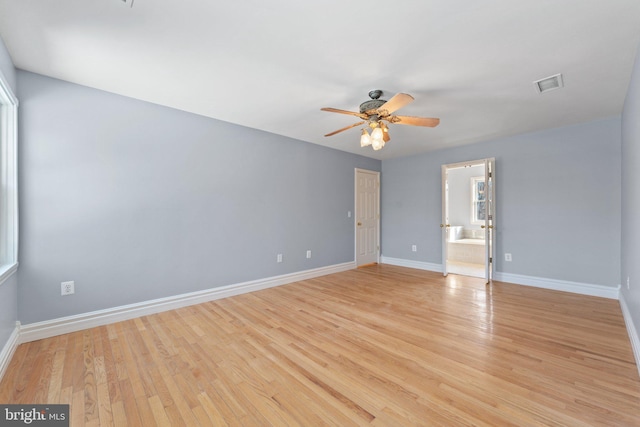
[[321, 90, 440, 150]]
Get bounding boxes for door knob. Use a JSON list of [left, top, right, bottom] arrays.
[[440, 224, 450, 228], [481, 225, 494, 229], [357, 222, 362, 226]]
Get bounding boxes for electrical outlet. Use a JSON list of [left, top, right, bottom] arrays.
[[306, 250, 311, 259], [277, 254, 283, 263], [412, 245, 417, 252], [61, 281, 75, 296], [505, 253, 512, 262]]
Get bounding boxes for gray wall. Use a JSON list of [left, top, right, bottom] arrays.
[[621, 42, 640, 336], [382, 117, 621, 287], [0, 36, 17, 351], [447, 164, 484, 231], [17, 71, 380, 324]]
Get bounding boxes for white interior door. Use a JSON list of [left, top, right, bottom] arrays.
[[441, 165, 449, 276], [355, 169, 380, 266], [483, 158, 496, 283]]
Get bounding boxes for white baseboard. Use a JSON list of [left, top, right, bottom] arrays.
[[380, 257, 619, 299], [380, 256, 443, 273], [0, 321, 20, 382], [619, 293, 640, 377], [20, 262, 355, 343], [494, 272, 620, 299]]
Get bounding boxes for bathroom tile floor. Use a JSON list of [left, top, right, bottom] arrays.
[[447, 261, 485, 278]]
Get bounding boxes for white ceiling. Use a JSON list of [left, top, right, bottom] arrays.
[[1, 0, 639, 160]]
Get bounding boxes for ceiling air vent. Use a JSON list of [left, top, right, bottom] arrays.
[[534, 73, 564, 94]]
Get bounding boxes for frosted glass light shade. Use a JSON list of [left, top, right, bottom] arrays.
[[372, 138, 384, 150], [360, 129, 372, 147]]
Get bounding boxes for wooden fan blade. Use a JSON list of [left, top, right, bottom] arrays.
[[321, 107, 368, 120], [380, 122, 390, 142], [377, 93, 414, 115], [324, 121, 365, 137], [392, 115, 440, 127]]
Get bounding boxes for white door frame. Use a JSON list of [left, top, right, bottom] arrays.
[[441, 158, 496, 282], [354, 168, 380, 266], [484, 158, 496, 283], [441, 164, 450, 276]]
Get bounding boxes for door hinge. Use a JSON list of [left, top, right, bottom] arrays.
[[488, 215, 493, 220], [488, 172, 492, 178], [489, 257, 493, 263]]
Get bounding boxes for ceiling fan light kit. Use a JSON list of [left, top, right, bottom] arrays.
[[321, 90, 439, 151], [360, 120, 386, 150]]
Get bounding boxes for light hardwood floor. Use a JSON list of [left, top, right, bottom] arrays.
[[1, 265, 639, 426]]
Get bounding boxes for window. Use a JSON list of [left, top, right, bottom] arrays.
[[0, 69, 18, 285], [470, 176, 486, 225]]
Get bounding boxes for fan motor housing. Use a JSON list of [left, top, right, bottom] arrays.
[[360, 89, 386, 113], [359, 99, 386, 113]]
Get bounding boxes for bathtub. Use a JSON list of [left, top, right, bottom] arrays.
[[451, 238, 485, 245], [447, 231, 486, 264]]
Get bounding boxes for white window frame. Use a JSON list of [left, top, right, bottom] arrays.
[[0, 69, 18, 285], [470, 176, 486, 225]]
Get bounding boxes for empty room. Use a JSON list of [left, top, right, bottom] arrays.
[[0, 1, 640, 425]]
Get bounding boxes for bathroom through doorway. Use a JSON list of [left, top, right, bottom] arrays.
[[441, 158, 495, 282]]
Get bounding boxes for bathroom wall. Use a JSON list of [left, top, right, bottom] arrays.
[[447, 164, 485, 234]]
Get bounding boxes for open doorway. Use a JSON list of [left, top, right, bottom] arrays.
[[441, 159, 495, 282]]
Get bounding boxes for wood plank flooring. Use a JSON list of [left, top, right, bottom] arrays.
[[1, 265, 639, 426]]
